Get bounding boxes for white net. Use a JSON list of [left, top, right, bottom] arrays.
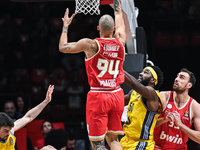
[[75, 0, 100, 15]]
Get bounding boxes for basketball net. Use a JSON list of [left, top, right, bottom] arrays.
[[75, 0, 100, 15]]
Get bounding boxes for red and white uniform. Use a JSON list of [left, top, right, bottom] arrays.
[[154, 91, 193, 150], [85, 38, 125, 141]]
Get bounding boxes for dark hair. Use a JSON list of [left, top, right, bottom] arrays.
[[41, 120, 53, 130], [150, 65, 164, 90], [15, 96, 29, 114], [45, 129, 68, 149], [0, 112, 14, 128], [4, 100, 15, 107], [180, 68, 196, 87]]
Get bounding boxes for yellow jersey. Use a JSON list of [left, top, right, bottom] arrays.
[[0, 132, 16, 150], [120, 90, 162, 150]]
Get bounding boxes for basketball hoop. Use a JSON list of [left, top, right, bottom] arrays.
[[75, 0, 101, 15], [75, 0, 113, 15]]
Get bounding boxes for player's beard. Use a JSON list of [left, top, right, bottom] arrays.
[[0, 135, 8, 142], [140, 78, 151, 86], [173, 83, 187, 93]]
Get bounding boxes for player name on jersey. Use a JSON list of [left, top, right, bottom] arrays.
[[104, 44, 120, 51]]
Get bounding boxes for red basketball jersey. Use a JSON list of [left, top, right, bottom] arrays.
[[85, 38, 125, 90], [154, 91, 193, 150]]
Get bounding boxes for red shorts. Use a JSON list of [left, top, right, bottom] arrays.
[[86, 87, 124, 141]]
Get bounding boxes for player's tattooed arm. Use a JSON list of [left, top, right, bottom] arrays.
[[91, 140, 108, 150], [113, 0, 122, 12], [63, 42, 77, 50], [62, 26, 68, 33]]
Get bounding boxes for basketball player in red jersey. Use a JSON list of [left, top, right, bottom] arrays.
[[154, 68, 200, 149], [59, 0, 126, 149]]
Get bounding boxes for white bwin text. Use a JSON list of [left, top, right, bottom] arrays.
[[160, 131, 183, 144]]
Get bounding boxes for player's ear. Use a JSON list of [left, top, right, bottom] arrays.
[[114, 26, 116, 31], [97, 25, 100, 31], [187, 82, 192, 89], [150, 78, 156, 85]]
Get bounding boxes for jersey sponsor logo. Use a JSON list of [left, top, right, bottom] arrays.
[[159, 131, 182, 144], [99, 79, 116, 87], [103, 51, 118, 58]]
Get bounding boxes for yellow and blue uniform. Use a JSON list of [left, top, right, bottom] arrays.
[[120, 90, 162, 150], [0, 132, 16, 150]]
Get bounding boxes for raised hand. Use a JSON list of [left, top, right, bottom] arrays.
[[62, 8, 75, 27], [45, 85, 54, 103]]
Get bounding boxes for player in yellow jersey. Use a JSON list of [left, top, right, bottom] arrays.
[[0, 85, 54, 150], [120, 66, 164, 150]]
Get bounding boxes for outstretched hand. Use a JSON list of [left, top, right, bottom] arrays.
[[45, 85, 54, 103], [62, 8, 75, 27]]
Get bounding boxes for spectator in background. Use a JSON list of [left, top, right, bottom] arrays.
[[4, 100, 23, 121], [16, 96, 30, 116], [42, 129, 68, 150], [66, 136, 76, 150], [35, 120, 54, 150]]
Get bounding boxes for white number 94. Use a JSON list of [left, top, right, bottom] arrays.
[[97, 58, 120, 78]]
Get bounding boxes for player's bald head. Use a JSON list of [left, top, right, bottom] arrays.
[[99, 14, 114, 32]]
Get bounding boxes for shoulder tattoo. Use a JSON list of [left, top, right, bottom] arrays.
[[90, 44, 98, 54]]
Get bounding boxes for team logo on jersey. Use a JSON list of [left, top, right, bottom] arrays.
[[9, 137, 14, 146], [184, 110, 189, 117], [167, 104, 172, 109]]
